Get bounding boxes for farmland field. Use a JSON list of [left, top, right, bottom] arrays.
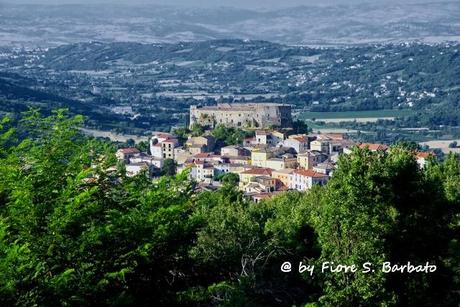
[[299, 109, 415, 121]]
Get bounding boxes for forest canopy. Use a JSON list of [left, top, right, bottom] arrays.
[[0, 110, 458, 306]]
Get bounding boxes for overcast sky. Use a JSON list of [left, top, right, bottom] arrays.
[[5, 0, 453, 9]]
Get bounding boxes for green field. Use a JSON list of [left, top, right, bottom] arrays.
[[299, 109, 415, 120]]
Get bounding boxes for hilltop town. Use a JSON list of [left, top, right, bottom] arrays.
[[116, 103, 433, 202]]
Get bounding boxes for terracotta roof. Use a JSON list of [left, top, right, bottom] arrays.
[[359, 143, 389, 151], [119, 148, 140, 154], [162, 138, 178, 143], [416, 152, 434, 159], [292, 136, 308, 142], [240, 168, 273, 176], [293, 169, 328, 178]]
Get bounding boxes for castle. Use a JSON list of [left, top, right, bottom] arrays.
[[189, 103, 292, 129]]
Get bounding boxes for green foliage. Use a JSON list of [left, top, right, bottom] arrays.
[[190, 123, 204, 137], [0, 109, 458, 306], [291, 120, 311, 135], [217, 172, 240, 185], [161, 158, 177, 176], [211, 124, 254, 148]]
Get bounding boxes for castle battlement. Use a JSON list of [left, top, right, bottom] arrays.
[[190, 103, 292, 129]]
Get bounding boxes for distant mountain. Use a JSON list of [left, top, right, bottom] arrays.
[[0, 2, 459, 47]]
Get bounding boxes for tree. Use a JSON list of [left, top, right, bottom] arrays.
[[311, 147, 396, 305], [190, 123, 204, 137], [219, 172, 239, 185], [292, 120, 311, 135], [161, 158, 176, 176]]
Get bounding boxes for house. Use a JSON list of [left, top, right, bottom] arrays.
[[173, 147, 193, 165], [186, 135, 215, 152], [239, 168, 273, 186], [283, 135, 309, 153], [415, 152, 434, 168], [255, 130, 270, 145], [226, 156, 251, 165], [129, 153, 164, 169], [221, 145, 250, 157], [310, 139, 330, 154], [241, 175, 277, 193], [289, 169, 329, 191], [313, 162, 335, 175], [190, 161, 215, 183], [188, 144, 207, 155], [297, 150, 328, 169], [150, 133, 180, 160], [251, 148, 273, 167], [192, 153, 223, 163], [125, 162, 150, 177], [271, 131, 286, 144], [116, 147, 140, 162], [161, 138, 179, 159], [358, 143, 389, 152], [213, 163, 247, 177], [272, 168, 295, 188]]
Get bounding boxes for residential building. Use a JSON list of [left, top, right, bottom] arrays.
[[416, 152, 434, 168], [221, 145, 250, 157], [283, 135, 309, 153], [186, 135, 215, 152], [150, 133, 179, 160], [310, 139, 330, 154], [239, 168, 273, 186], [190, 161, 215, 183], [297, 150, 328, 169], [272, 168, 295, 188], [116, 147, 140, 162], [313, 162, 335, 175], [358, 143, 389, 152], [289, 169, 329, 191]]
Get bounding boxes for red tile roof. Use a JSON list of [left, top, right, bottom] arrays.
[[293, 169, 328, 178], [240, 168, 273, 176], [293, 136, 308, 142], [155, 133, 174, 139], [119, 148, 140, 154], [416, 152, 434, 159], [359, 143, 389, 151]]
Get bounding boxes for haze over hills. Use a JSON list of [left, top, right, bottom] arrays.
[[1, 1, 460, 47]]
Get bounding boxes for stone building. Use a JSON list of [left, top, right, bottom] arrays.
[[189, 103, 292, 129]]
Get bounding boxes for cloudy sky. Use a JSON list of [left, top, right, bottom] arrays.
[[5, 0, 452, 8]]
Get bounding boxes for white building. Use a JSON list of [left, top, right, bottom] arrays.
[[283, 135, 309, 153], [150, 133, 179, 160], [289, 169, 329, 191]]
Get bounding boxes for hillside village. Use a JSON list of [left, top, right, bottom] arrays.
[[116, 103, 433, 202]]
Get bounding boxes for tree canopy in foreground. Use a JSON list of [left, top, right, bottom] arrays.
[[0, 110, 458, 306]]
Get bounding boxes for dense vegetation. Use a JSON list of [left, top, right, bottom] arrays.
[[0, 111, 459, 306]]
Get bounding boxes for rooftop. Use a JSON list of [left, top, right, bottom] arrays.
[[194, 103, 289, 112], [359, 143, 389, 151], [240, 167, 273, 176], [293, 169, 329, 178]]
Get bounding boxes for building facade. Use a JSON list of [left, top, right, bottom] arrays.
[[190, 103, 292, 129]]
